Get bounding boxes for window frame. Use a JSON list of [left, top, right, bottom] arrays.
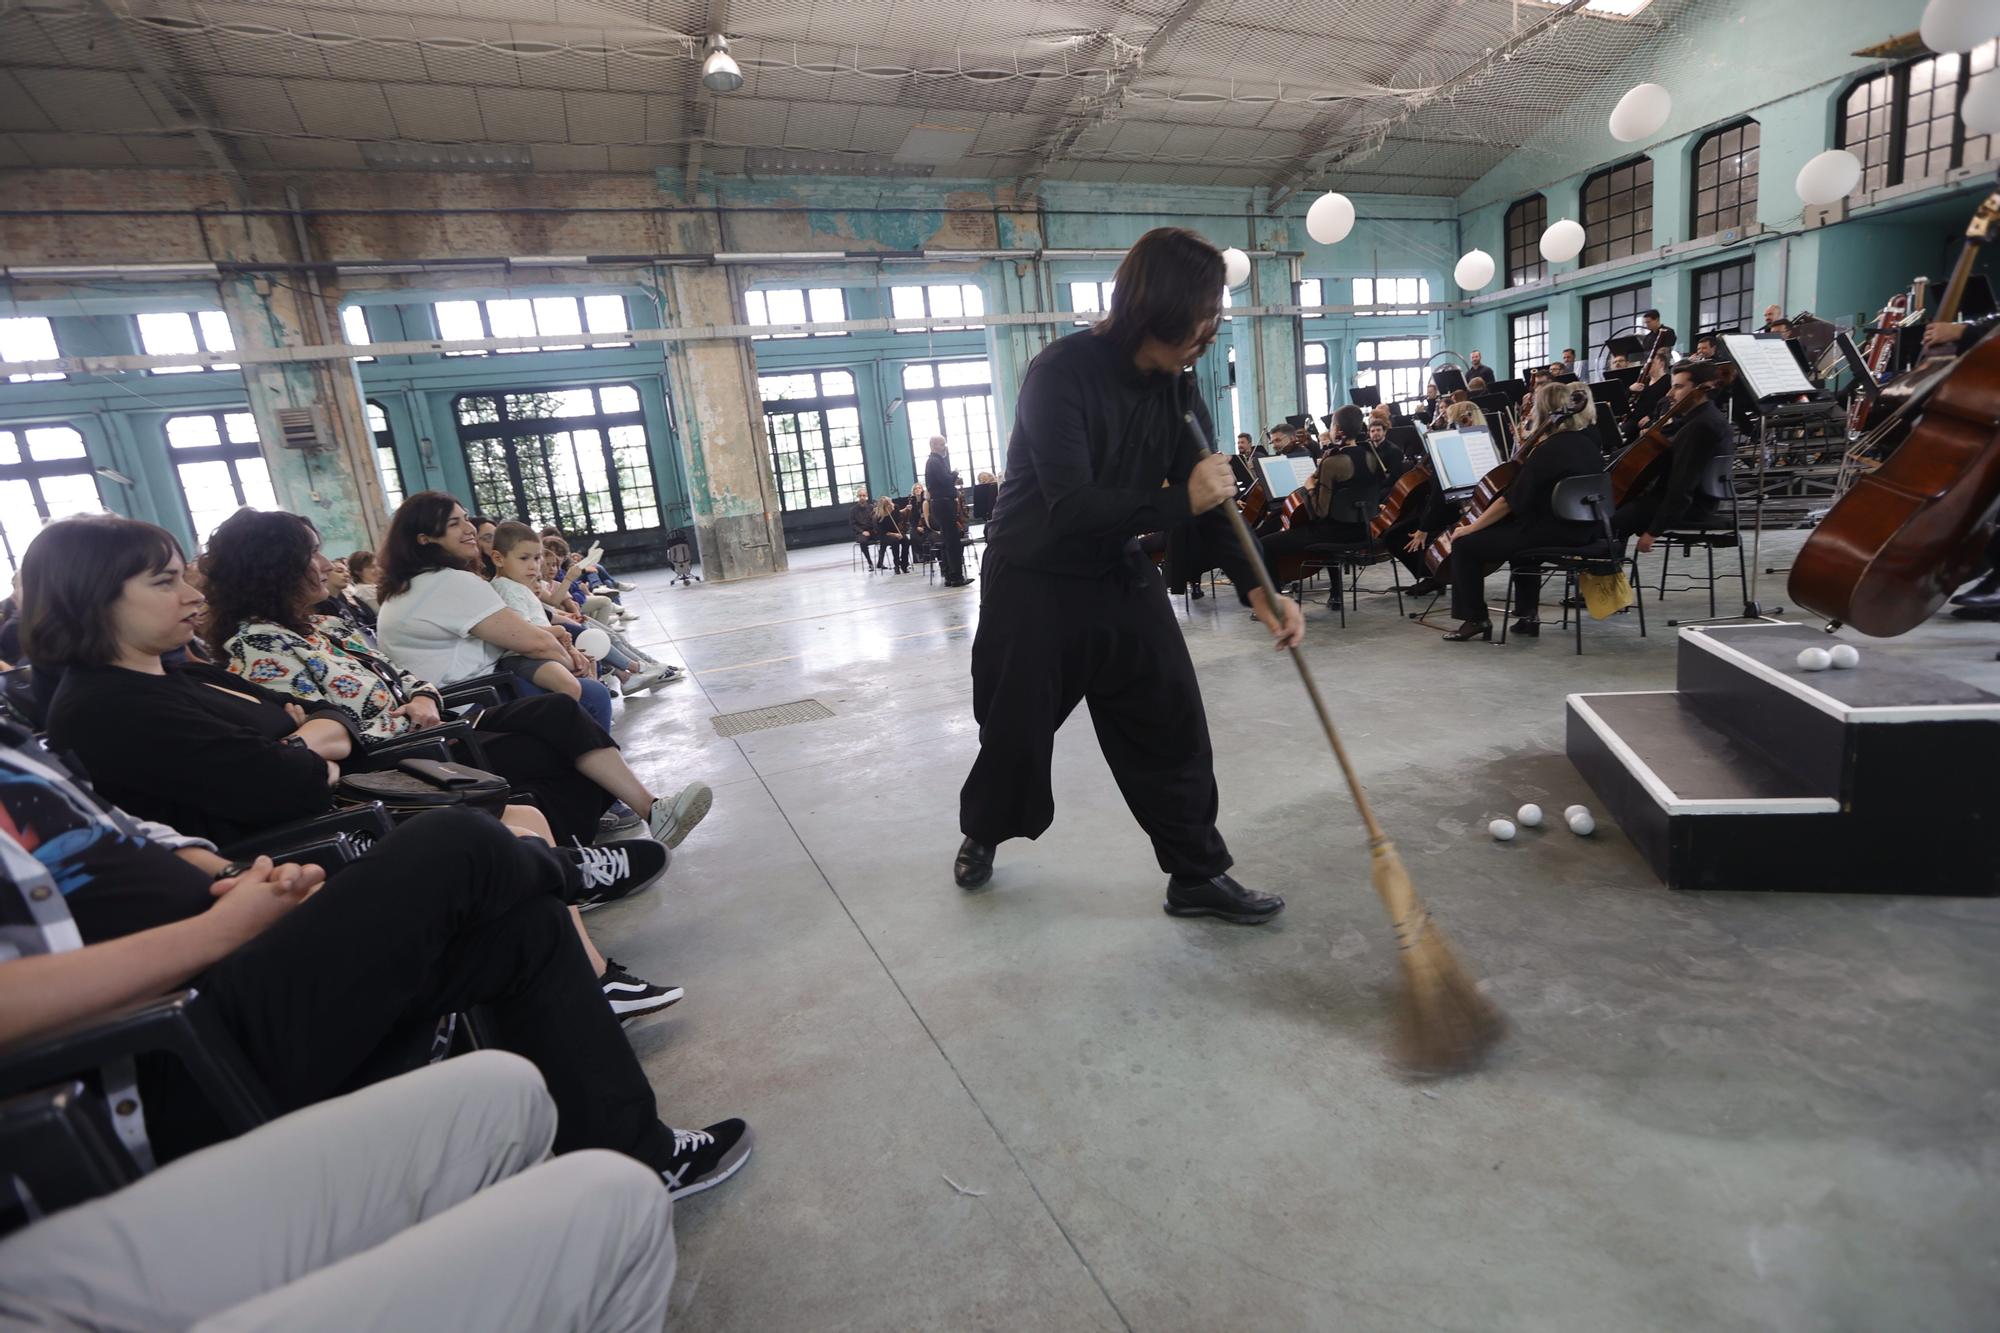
[[431, 295, 633, 357], [1351, 276, 1432, 315], [1303, 342, 1331, 421], [0, 316, 67, 383], [136, 310, 238, 376], [1352, 336, 1435, 411], [1509, 308, 1550, 382], [1583, 281, 1654, 367], [901, 358, 1001, 485], [743, 287, 849, 341], [756, 368, 866, 514], [1068, 279, 1116, 327], [364, 399, 405, 511], [1837, 42, 1999, 194], [1691, 257, 1757, 339], [161, 409, 272, 544], [452, 384, 662, 537], [887, 283, 986, 334], [0, 419, 106, 584], [1689, 118, 1761, 236], [1505, 195, 1549, 287], [1580, 156, 1654, 267]]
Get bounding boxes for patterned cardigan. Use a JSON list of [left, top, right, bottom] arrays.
[[223, 615, 443, 742]]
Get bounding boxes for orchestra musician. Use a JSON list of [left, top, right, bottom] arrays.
[[1613, 362, 1734, 552], [1258, 405, 1390, 569], [1691, 331, 1719, 361], [1440, 381, 1607, 642], [848, 487, 880, 569], [1640, 308, 1677, 354], [924, 437, 971, 588], [952, 226, 1300, 922], [1562, 347, 1578, 374], [872, 495, 911, 574], [1624, 349, 1675, 440]]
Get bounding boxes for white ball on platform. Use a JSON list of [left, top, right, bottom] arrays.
[[1564, 803, 1589, 822], [1517, 803, 1543, 827], [1489, 818, 1517, 842], [1568, 811, 1596, 836], [1796, 646, 1833, 672], [1828, 643, 1860, 669], [574, 627, 612, 659]]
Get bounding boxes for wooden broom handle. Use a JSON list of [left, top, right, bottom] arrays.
[[1184, 412, 1388, 844]]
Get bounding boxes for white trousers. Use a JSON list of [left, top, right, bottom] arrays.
[[0, 1052, 674, 1333]]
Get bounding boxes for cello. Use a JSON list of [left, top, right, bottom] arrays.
[[1607, 363, 1738, 505], [1789, 178, 2000, 637], [1850, 278, 1928, 433], [1423, 386, 1594, 572]]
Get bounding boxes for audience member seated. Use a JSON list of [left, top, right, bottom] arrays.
[[199, 508, 702, 854], [373, 495, 616, 730], [345, 548, 381, 611], [544, 535, 632, 627], [0, 1053, 677, 1333], [531, 544, 679, 688], [27, 513, 687, 1015], [0, 719, 752, 1191], [316, 555, 377, 641], [488, 522, 672, 695]]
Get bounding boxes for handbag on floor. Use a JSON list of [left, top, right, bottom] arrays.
[[1578, 570, 1635, 620]]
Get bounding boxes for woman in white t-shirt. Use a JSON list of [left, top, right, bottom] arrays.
[[374, 493, 713, 851]]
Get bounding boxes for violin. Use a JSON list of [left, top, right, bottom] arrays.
[[1790, 177, 2000, 637], [1423, 387, 1594, 572], [1607, 364, 1737, 506]]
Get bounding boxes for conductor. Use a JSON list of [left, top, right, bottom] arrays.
[[924, 436, 971, 588], [951, 227, 1304, 924]]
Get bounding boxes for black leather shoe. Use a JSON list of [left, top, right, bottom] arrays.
[[1407, 577, 1443, 597], [1952, 587, 2000, 612], [1510, 617, 1541, 637], [1163, 873, 1284, 924], [953, 837, 995, 890], [1950, 570, 2000, 604], [1442, 620, 1492, 642]]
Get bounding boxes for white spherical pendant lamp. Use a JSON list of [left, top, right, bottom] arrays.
[[1305, 191, 1356, 246], [1539, 218, 1586, 264]]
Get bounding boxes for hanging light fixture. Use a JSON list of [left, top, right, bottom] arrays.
[[702, 35, 744, 93]]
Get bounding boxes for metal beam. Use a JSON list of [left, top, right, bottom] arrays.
[[1014, 0, 1208, 200], [1264, 0, 1593, 211], [85, 0, 247, 197]]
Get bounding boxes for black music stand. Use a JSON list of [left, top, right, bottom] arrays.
[[1347, 386, 1382, 409], [1590, 402, 1622, 457], [1432, 367, 1468, 395], [1606, 333, 1649, 368], [1588, 378, 1632, 419]]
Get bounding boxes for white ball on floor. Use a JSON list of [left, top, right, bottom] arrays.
[[575, 627, 612, 659], [1489, 818, 1517, 842], [1795, 646, 1832, 672], [1516, 803, 1543, 827], [1828, 643, 1860, 669], [1563, 803, 1588, 822], [1568, 811, 1596, 836]]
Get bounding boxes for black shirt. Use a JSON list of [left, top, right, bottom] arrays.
[[47, 661, 359, 847], [1638, 400, 1732, 533], [1503, 430, 1604, 524], [924, 453, 957, 517], [985, 330, 1263, 597]]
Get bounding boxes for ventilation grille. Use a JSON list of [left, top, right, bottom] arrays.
[[709, 699, 834, 738], [275, 406, 329, 451]]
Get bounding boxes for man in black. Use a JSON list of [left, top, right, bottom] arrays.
[[1613, 364, 1734, 550], [951, 227, 1303, 924], [1640, 308, 1678, 357], [848, 487, 878, 569], [924, 436, 970, 587]]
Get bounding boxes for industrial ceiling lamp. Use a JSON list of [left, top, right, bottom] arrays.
[[702, 35, 743, 93]]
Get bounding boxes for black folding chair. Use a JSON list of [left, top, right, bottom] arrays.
[[1287, 487, 1403, 628], [1655, 455, 1747, 623], [1498, 472, 1647, 655]]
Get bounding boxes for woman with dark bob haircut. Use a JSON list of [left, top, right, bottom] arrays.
[[377, 491, 709, 850], [200, 507, 688, 856]]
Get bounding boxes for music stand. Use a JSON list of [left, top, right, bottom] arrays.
[[1606, 333, 1649, 367], [1590, 403, 1622, 458], [970, 481, 998, 521], [1432, 367, 1467, 395], [1588, 378, 1632, 419], [1425, 427, 1501, 501], [1348, 386, 1382, 409]]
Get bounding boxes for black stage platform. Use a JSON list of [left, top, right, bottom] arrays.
[[1568, 624, 2000, 894]]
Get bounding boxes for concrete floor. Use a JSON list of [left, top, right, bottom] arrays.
[[586, 537, 2000, 1333]]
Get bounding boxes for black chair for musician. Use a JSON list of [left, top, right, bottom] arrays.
[[1653, 455, 1746, 623], [1497, 472, 1647, 655], [1289, 486, 1403, 628]]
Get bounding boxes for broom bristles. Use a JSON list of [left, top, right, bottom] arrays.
[[1368, 837, 1506, 1077]]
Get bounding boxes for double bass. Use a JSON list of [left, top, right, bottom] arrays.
[[1789, 178, 2000, 637], [1422, 386, 1595, 572], [1850, 278, 1928, 433]]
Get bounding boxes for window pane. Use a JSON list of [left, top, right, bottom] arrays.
[[1299, 278, 1323, 318], [435, 300, 486, 355], [366, 401, 389, 432], [1304, 342, 1327, 366], [764, 289, 806, 324], [583, 294, 628, 332], [891, 286, 928, 331], [962, 284, 986, 319], [0, 432, 18, 466], [808, 288, 846, 332], [37, 471, 103, 520], [533, 297, 584, 348], [166, 414, 221, 448], [930, 285, 963, 319], [598, 384, 640, 414], [744, 290, 770, 325], [486, 298, 536, 352], [819, 369, 856, 397], [222, 412, 257, 444], [176, 460, 240, 544], [903, 363, 935, 390], [235, 457, 276, 510], [24, 426, 85, 461], [194, 310, 235, 354], [139, 312, 201, 373], [341, 306, 371, 345], [0, 316, 64, 383], [938, 360, 988, 386]]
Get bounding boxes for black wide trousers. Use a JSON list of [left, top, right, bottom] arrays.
[[959, 553, 1231, 879]]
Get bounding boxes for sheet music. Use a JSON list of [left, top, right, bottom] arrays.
[[1426, 428, 1501, 492], [1722, 333, 1815, 399], [1257, 455, 1316, 493]]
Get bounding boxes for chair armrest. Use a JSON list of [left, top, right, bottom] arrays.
[[438, 672, 516, 711], [0, 990, 272, 1137], [357, 734, 450, 768], [0, 1081, 141, 1229], [221, 802, 393, 862]]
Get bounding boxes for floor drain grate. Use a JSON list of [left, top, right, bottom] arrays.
[[710, 698, 835, 738]]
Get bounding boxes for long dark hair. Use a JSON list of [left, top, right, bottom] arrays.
[[1097, 228, 1225, 356], [19, 515, 182, 669], [377, 490, 469, 602], [200, 508, 321, 653]]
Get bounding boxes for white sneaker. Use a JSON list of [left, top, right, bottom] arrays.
[[649, 781, 712, 848], [623, 664, 672, 694]]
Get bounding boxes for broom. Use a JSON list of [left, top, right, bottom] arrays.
[[1184, 411, 1505, 1076]]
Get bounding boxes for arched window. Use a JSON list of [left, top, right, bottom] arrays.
[[1691, 119, 1759, 235], [1581, 158, 1653, 266], [1505, 195, 1547, 286], [1838, 41, 1999, 195]]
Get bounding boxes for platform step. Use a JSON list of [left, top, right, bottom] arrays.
[[1566, 690, 1997, 894], [1677, 623, 2000, 818]]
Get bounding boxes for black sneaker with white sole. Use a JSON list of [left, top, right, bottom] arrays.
[[562, 838, 670, 910], [600, 959, 683, 1022], [659, 1119, 753, 1198]]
